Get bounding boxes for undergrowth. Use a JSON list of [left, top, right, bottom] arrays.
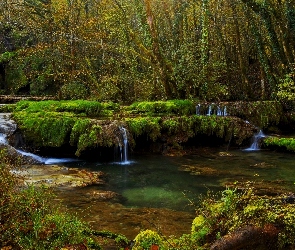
[[0, 149, 102, 249]]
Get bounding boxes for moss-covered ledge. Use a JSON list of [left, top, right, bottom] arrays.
[[263, 137, 295, 152], [11, 100, 257, 157]]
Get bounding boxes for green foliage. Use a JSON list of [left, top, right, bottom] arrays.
[[14, 100, 119, 117], [133, 229, 167, 250], [1, 0, 295, 100], [6, 62, 28, 93], [189, 188, 295, 248], [128, 100, 196, 116], [0, 52, 15, 63], [277, 72, 295, 101], [0, 104, 16, 113], [59, 81, 89, 100], [0, 149, 101, 249], [228, 101, 283, 129], [263, 137, 295, 152]]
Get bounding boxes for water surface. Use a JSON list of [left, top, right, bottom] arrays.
[[56, 148, 295, 239]]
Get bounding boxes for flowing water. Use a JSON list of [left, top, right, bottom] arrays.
[[2, 111, 295, 241], [244, 130, 266, 151]]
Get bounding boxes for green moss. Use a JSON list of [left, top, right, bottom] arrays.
[[186, 188, 295, 248], [263, 137, 295, 152], [12, 100, 123, 155], [125, 117, 161, 141], [128, 100, 196, 116], [14, 100, 118, 117], [12, 100, 258, 155], [13, 111, 77, 147], [228, 101, 283, 129]]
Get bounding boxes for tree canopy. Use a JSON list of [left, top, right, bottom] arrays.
[[0, 0, 294, 103]]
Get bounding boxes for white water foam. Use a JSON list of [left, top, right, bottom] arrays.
[[244, 130, 266, 151], [119, 127, 129, 164], [0, 133, 7, 144]]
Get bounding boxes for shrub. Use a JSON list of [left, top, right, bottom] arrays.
[[59, 81, 89, 100], [0, 149, 101, 249], [263, 137, 295, 152]]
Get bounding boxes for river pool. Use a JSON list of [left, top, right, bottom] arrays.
[[54, 147, 295, 240]]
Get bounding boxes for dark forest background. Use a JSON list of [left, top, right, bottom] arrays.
[[0, 0, 295, 103]]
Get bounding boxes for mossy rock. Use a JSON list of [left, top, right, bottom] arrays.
[[263, 137, 295, 152], [133, 230, 167, 250]]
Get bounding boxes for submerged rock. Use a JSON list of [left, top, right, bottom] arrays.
[[87, 190, 121, 201], [12, 165, 106, 188], [179, 164, 221, 176], [0, 113, 17, 136]]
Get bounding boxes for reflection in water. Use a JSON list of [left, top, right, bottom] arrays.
[[56, 148, 295, 239]]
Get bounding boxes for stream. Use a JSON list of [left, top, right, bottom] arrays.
[[1, 111, 295, 241], [54, 148, 295, 239]]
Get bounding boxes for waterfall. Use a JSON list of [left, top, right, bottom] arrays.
[[244, 130, 266, 151], [223, 106, 227, 116], [207, 105, 212, 116], [15, 149, 77, 164], [0, 112, 78, 165], [16, 149, 45, 163], [217, 106, 222, 116], [119, 127, 129, 164]]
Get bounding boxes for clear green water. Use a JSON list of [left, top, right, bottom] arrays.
[[56, 148, 295, 239], [65, 148, 295, 211]]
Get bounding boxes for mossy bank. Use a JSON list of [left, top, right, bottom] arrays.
[[4, 99, 292, 158]]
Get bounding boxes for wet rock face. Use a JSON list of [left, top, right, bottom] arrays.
[[0, 112, 24, 149], [0, 144, 41, 165]]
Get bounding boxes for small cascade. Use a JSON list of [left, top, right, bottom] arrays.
[[195, 104, 228, 116], [15, 149, 79, 164], [223, 106, 227, 116], [217, 106, 222, 116], [196, 104, 201, 115], [119, 126, 129, 164], [245, 130, 266, 151], [207, 105, 212, 116]]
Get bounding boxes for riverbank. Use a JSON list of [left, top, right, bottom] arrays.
[[2, 99, 295, 249]]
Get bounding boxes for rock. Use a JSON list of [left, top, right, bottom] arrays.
[[0, 113, 17, 136], [87, 190, 120, 201], [210, 225, 279, 250], [218, 151, 234, 157], [0, 144, 41, 165], [12, 165, 107, 188]]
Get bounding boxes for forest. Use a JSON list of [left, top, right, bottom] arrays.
[[2, 1, 295, 250], [0, 0, 295, 103]]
